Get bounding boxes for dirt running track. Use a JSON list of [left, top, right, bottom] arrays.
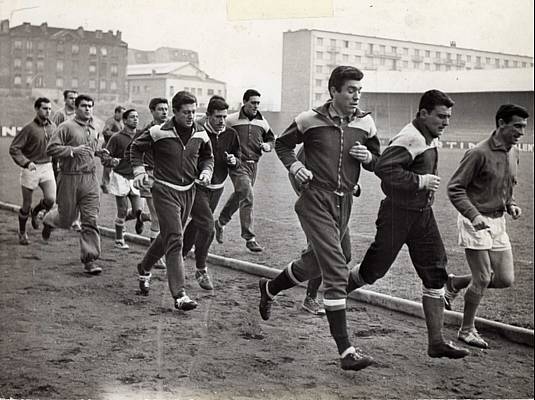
[[0, 210, 533, 400]]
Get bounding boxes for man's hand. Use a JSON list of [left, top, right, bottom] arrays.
[[349, 141, 371, 163], [420, 174, 441, 192], [197, 171, 211, 186], [261, 143, 272, 152], [27, 162, 37, 171], [72, 144, 93, 157], [471, 215, 490, 231], [294, 166, 314, 185], [133, 173, 149, 190], [508, 205, 522, 220], [225, 152, 237, 166]]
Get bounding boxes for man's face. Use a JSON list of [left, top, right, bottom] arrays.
[[124, 111, 139, 129], [243, 96, 260, 117], [65, 92, 77, 110], [499, 115, 527, 147], [151, 103, 169, 124], [36, 102, 52, 120], [207, 109, 228, 132], [76, 100, 94, 121], [115, 108, 126, 121], [420, 105, 452, 138], [173, 103, 196, 129], [331, 80, 362, 117]]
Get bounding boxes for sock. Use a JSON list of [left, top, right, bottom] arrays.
[[326, 309, 351, 355], [18, 209, 29, 234], [268, 268, 296, 296]]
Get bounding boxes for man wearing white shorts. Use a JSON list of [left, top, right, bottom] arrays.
[[447, 104, 529, 349], [9, 97, 57, 245]]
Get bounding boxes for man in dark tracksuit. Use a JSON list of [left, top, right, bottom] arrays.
[[9, 97, 57, 245], [131, 91, 214, 311], [182, 96, 241, 290], [347, 89, 469, 360], [259, 66, 380, 371], [214, 89, 275, 252], [43, 95, 103, 275]]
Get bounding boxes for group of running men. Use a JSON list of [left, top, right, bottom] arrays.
[[9, 65, 529, 372]]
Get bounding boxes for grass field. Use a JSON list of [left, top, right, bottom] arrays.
[[0, 138, 533, 329]]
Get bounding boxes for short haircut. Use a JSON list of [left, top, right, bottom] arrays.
[[34, 97, 51, 109], [63, 90, 77, 99], [243, 89, 261, 102], [75, 94, 94, 107], [114, 105, 125, 113], [207, 96, 229, 114], [328, 66, 364, 96], [149, 97, 169, 111], [122, 109, 137, 120], [172, 91, 197, 111], [418, 89, 454, 114], [495, 104, 530, 127]]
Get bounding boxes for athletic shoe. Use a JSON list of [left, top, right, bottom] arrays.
[[135, 209, 144, 235], [84, 262, 102, 275], [154, 257, 166, 269], [174, 294, 198, 311], [340, 347, 374, 371], [30, 207, 41, 229], [42, 223, 53, 240], [138, 272, 151, 296], [444, 274, 459, 311], [114, 239, 129, 250], [71, 221, 82, 232], [246, 239, 263, 252], [258, 278, 273, 320], [458, 328, 489, 349], [18, 232, 30, 245], [214, 220, 224, 244], [195, 270, 214, 290], [301, 296, 326, 315], [428, 341, 470, 359]]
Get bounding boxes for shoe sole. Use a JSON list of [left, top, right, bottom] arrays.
[[341, 358, 374, 371], [176, 303, 197, 311], [428, 349, 469, 359], [458, 336, 489, 349], [84, 269, 102, 275], [301, 305, 322, 315], [259, 278, 272, 320]]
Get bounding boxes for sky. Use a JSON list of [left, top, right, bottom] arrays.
[[1, 0, 534, 110]]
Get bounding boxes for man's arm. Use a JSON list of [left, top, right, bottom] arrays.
[[130, 129, 154, 176], [375, 145, 423, 192], [9, 126, 31, 168], [197, 138, 214, 184], [362, 135, 381, 172], [447, 149, 483, 222], [46, 125, 76, 159]]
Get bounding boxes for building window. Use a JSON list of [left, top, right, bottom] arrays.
[[504, 60, 509, 67], [56, 60, 63, 72], [403, 47, 408, 55], [380, 57, 385, 66], [197, 88, 203, 96], [89, 79, 96, 89], [190, 88, 196, 95], [330, 39, 336, 47], [315, 79, 322, 87], [316, 37, 323, 46], [425, 50, 430, 57], [111, 64, 118, 75], [218, 90, 222, 95], [101, 47, 107, 56], [457, 54, 462, 61], [355, 55, 362, 64], [89, 46, 97, 55], [522, 62, 527, 67], [414, 49, 420, 56], [343, 40, 349, 48], [169, 85, 174, 97], [89, 63, 97, 73], [424, 63, 430, 70], [111, 81, 117, 91], [342, 54, 348, 62], [26, 40, 33, 51], [412, 62, 420, 69], [207, 88, 214, 96], [403, 60, 408, 68], [436, 51, 441, 58], [379, 45, 385, 54], [446, 52, 451, 60], [476, 56, 481, 64], [72, 44, 79, 55], [316, 65, 322, 73], [14, 40, 22, 50], [14, 75, 22, 85], [26, 76, 33, 86], [57, 42, 64, 53], [184, 87, 189, 92], [495, 58, 500, 67], [14, 58, 22, 68], [355, 42, 361, 50], [466, 55, 471, 62], [392, 46, 398, 54], [446, 65, 451, 71], [316, 51, 323, 59], [37, 60, 44, 72], [100, 80, 107, 90], [513, 60, 518, 67], [315, 93, 323, 101], [486, 57, 491, 64], [56, 78, 64, 88], [25, 60, 33, 72]]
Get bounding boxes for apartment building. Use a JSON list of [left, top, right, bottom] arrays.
[[128, 47, 199, 67]]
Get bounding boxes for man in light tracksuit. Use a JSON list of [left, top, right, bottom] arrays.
[[259, 66, 380, 371], [131, 91, 213, 311], [43, 95, 103, 275]]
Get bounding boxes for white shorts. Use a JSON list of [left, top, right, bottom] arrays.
[[20, 162, 55, 190], [457, 214, 511, 251], [109, 170, 140, 197]]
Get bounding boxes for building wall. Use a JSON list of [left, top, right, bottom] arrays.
[[127, 77, 167, 105], [128, 47, 199, 66], [281, 30, 312, 114]]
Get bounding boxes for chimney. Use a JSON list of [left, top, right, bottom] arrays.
[[450, 41, 457, 47], [77, 26, 84, 38], [116, 30, 122, 40], [23, 22, 31, 32], [40, 22, 48, 35], [95, 29, 102, 39], [0, 19, 9, 33]]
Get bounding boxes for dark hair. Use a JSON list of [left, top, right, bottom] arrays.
[[63, 90, 77, 99], [207, 96, 229, 114], [149, 97, 169, 111], [418, 89, 454, 114], [75, 94, 94, 107], [171, 91, 197, 111], [114, 105, 125, 113], [34, 97, 51, 109], [243, 89, 261, 102], [328, 66, 364, 97], [122, 109, 137, 120], [495, 104, 530, 127]]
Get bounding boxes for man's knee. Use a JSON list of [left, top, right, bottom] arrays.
[[491, 274, 514, 289]]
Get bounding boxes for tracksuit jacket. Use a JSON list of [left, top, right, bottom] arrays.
[[204, 121, 241, 189], [104, 129, 137, 179], [130, 119, 214, 188], [10, 117, 55, 167], [227, 108, 275, 162], [448, 131, 519, 221]]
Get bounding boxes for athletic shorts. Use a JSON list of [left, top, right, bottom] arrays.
[[20, 162, 55, 190], [457, 214, 511, 251], [109, 170, 140, 197]]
